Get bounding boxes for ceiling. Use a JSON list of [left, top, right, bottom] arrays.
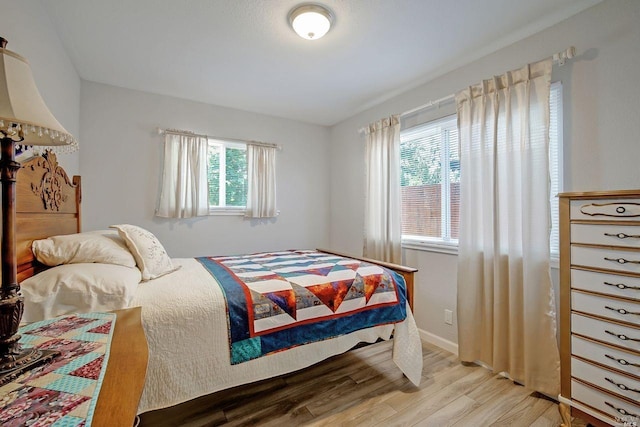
[[42, 0, 599, 126]]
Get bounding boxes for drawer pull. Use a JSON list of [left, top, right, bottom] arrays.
[[604, 281, 640, 291], [604, 232, 640, 239], [605, 354, 640, 368], [605, 401, 640, 419], [605, 330, 640, 342], [604, 257, 640, 265], [581, 202, 640, 218], [605, 377, 640, 394], [605, 306, 640, 316]]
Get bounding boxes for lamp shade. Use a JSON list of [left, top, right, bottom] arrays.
[[0, 41, 77, 150], [289, 4, 333, 40]]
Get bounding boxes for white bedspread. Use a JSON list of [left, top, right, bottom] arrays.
[[132, 258, 423, 414]]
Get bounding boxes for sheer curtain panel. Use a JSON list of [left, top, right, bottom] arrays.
[[364, 115, 402, 264], [156, 133, 209, 218], [455, 59, 560, 396], [245, 144, 277, 218]]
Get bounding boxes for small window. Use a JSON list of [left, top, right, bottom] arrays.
[[207, 139, 247, 213], [400, 114, 459, 248]]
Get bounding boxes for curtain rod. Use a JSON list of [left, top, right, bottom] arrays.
[[552, 46, 576, 66], [358, 45, 577, 134], [400, 93, 455, 118], [157, 127, 282, 150], [357, 94, 454, 134], [358, 94, 455, 134], [399, 47, 575, 119]]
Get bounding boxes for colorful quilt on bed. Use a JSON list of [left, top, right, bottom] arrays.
[[197, 249, 407, 364]]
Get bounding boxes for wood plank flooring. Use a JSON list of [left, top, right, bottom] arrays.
[[138, 340, 586, 427]]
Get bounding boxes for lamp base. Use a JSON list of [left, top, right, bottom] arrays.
[[0, 348, 58, 386]]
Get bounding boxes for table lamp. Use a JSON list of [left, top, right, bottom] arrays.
[[0, 37, 78, 384]]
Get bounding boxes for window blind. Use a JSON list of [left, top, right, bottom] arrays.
[[549, 81, 563, 256]]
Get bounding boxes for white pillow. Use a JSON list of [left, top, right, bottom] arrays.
[[20, 263, 142, 323], [110, 224, 178, 281], [32, 230, 137, 268]]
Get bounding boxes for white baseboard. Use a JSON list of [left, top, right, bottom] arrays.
[[418, 328, 458, 356]]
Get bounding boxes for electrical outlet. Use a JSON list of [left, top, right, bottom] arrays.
[[444, 309, 453, 325]]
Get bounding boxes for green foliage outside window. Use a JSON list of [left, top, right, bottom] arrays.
[[400, 136, 442, 187], [207, 142, 247, 208], [225, 148, 247, 206], [208, 147, 220, 206]]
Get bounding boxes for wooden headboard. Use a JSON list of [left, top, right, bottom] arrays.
[[16, 152, 81, 282]]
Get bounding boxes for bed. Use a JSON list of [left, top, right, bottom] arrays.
[[14, 152, 423, 415]]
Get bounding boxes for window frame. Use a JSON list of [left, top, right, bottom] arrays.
[[400, 113, 460, 254], [207, 138, 248, 216]]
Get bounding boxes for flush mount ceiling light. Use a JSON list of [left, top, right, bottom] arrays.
[[288, 4, 334, 40]]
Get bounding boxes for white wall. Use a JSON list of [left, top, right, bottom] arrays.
[[329, 0, 640, 349], [80, 81, 330, 257], [0, 0, 81, 174]]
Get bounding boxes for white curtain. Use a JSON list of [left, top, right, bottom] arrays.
[[455, 59, 560, 396], [156, 133, 209, 218], [245, 144, 278, 218], [363, 115, 402, 264]]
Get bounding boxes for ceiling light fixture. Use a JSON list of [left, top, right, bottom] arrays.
[[288, 4, 334, 40]]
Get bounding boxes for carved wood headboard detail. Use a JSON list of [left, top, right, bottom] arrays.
[[15, 152, 81, 282]]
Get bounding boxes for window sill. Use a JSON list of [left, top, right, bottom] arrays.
[[403, 240, 561, 270], [402, 239, 459, 255], [208, 208, 246, 216]]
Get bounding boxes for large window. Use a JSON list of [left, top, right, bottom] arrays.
[[400, 114, 459, 248], [207, 139, 248, 212], [400, 82, 562, 254]]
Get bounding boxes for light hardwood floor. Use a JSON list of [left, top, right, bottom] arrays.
[[139, 340, 586, 427]]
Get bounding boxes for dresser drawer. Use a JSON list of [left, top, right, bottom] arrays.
[[571, 199, 640, 221], [572, 269, 640, 300], [572, 291, 640, 325], [572, 336, 640, 378], [572, 223, 640, 248], [572, 313, 640, 353], [572, 245, 640, 274], [572, 357, 640, 402], [572, 379, 640, 424]]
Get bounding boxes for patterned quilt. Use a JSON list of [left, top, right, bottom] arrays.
[[197, 250, 407, 364], [0, 312, 115, 427]]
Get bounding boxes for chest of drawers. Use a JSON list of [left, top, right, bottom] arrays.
[[559, 190, 640, 427]]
